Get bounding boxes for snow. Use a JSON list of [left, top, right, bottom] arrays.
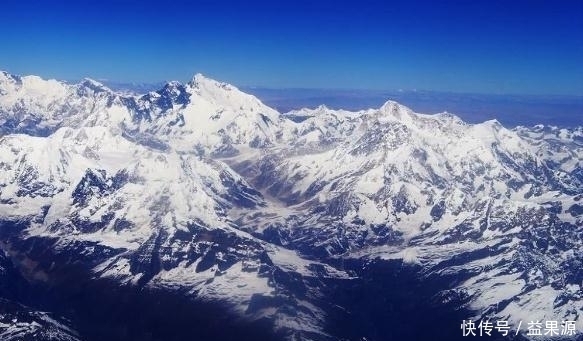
[[1, 70, 582, 340], [266, 246, 351, 279]]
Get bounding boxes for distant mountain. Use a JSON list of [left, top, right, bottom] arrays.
[[243, 87, 583, 128], [99, 81, 166, 96], [0, 71, 582, 340]]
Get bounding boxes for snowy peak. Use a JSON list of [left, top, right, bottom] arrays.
[[187, 73, 276, 115], [379, 99, 407, 114], [75, 78, 114, 98], [291, 104, 331, 116], [286, 104, 363, 117], [135, 80, 190, 110], [190, 73, 232, 90], [189, 72, 238, 99], [158, 81, 189, 103], [0, 71, 287, 154], [0, 70, 19, 85], [0, 72, 68, 102], [78, 78, 111, 92], [373, 100, 422, 127], [434, 111, 466, 125]]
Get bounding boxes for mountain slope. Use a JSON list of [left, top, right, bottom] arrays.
[[229, 101, 583, 335], [0, 249, 80, 341]]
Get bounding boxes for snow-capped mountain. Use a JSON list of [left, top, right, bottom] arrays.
[[233, 101, 583, 336], [0, 71, 582, 341], [0, 71, 290, 156]]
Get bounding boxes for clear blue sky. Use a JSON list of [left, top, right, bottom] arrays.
[[1, 0, 582, 95]]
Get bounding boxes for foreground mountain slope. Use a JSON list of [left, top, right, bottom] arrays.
[[0, 249, 80, 341], [0, 124, 350, 339]]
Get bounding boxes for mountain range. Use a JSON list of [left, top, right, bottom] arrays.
[[0, 70, 582, 341]]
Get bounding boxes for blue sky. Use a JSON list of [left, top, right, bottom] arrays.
[[1, 0, 582, 95]]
